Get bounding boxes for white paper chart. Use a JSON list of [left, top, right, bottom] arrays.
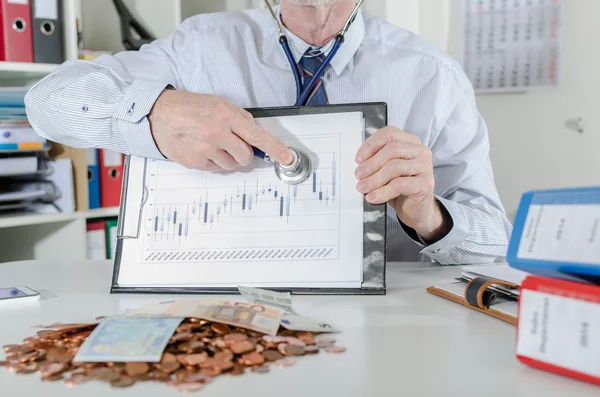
[[143, 138, 341, 263], [462, 0, 564, 93], [117, 112, 365, 288]]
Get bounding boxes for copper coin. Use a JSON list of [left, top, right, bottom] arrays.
[[174, 368, 193, 380], [41, 362, 65, 377], [228, 363, 245, 376], [177, 324, 193, 333], [200, 367, 221, 377], [185, 373, 211, 383], [111, 376, 135, 388], [161, 361, 181, 373], [277, 343, 289, 355], [0, 361, 7, 367], [317, 341, 335, 348], [275, 358, 296, 367], [262, 350, 284, 362], [241, 352, 265, 366], [177, 383, 204, 393], [214, 350, 234, 362], [125, 362, 149, 376], [89, 367, 116, 380], [64, 373, 90, 386], [255, 344, 265, 354], [186, 341, 206, 352], [43, 373, 64, 382], [317, 337, 336, 344], [176, 354, 189, 365], [285, 345, 305, 356], [285, 337, 306, 347], [304, 345, 320, 354], [214, 359, 233, 371], [185, 353, 208, 366], [16, 366, 37, 375], [108, 362, 126, 371], [251, 365, 270, 374], [262, 336, 286, 344], [224, 333, 247, 343], [34, 341, 55, 351], [211, 323, 231, 335], [3, 344, 21, 352], [325, 346, 346, 353], [171, 332, 193, 342], [214, 339, 228, 349], [18, 351, 39, 363], [46, 347, 70, 363], [230, 340, 255, 355], [161, 352, 178, 364]]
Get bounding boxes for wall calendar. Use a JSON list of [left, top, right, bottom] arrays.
[[462, 0, 564, 93]]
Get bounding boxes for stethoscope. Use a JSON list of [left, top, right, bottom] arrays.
[[252, 0, 365, 185]]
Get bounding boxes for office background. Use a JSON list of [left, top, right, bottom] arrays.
[[1, 0, 597, 261]]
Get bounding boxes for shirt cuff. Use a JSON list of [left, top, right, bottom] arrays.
[[398, 195, 470, 260], [113, 79, 170, 160]]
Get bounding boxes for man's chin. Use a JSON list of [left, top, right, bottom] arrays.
[[286, 0, 341, 8]]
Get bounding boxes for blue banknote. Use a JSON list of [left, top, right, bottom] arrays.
[[73, 316, 183, 363]]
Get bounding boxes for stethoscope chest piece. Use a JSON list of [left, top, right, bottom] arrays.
[[272, 147, 312, 185]]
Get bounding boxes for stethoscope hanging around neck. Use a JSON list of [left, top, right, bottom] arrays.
[[252, 0, 365, 185], [264, 0, 364, 106]]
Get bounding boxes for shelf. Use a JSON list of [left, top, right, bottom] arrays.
[[0, 62, 60, 86], [84, 207, 120, 219], [0, 207, 119, 229]]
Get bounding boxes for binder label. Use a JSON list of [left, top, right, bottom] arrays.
[[517, 288, 600, 377], [33, 0, 58, 20], [103, 150, 123, 167], [517, 203, 600, 264]]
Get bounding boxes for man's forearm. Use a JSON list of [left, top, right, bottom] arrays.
[[24, 59, 169, 159]]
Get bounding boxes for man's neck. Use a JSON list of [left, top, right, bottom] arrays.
[[280, 0, 356, 47]]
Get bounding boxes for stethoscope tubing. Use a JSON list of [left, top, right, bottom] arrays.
[[252, 0, 362, 162]]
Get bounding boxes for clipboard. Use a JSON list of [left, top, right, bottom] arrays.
[[111, 102, 388, 295]]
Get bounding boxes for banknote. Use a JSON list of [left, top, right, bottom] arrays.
[[280, 314, 340, 333], [129, 298, 283, 336], [238, 286, 298, 314], [73, 316, 183, 363], [237, 286, 340, 333]]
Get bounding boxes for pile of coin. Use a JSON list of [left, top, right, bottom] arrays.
[[0, 318, 345, 393]]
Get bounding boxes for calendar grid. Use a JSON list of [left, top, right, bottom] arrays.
[[461, 0, 564, 93]]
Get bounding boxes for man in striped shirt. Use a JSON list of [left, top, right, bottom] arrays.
[[24, 0, 512, 264]]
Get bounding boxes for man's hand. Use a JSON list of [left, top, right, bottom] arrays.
[[149, 90, 293, 171], [354, 127, 451, 243]]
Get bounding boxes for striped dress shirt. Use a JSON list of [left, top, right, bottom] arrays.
[[24, 7, 513, 265]]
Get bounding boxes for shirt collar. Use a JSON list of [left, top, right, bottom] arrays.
[[274, 5, 365, 76]]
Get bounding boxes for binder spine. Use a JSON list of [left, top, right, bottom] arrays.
[[31, 0, 65, 64]]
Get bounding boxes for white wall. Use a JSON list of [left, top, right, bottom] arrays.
[[368, 0, 599, 219]]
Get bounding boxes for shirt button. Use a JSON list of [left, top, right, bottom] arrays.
[[82, 105, 88, 112]]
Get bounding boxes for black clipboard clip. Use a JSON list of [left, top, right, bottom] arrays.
[[112, 0, 156, 51]]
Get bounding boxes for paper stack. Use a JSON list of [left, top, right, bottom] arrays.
[[0, 87, 68, 215]]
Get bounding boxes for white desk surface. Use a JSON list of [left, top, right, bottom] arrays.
[[0, 260, 597, 397]]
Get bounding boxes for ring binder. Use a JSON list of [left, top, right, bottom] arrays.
[[111, 103, 388, 295]]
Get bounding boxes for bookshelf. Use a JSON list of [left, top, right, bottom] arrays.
[[0, 0, 79, 87]]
